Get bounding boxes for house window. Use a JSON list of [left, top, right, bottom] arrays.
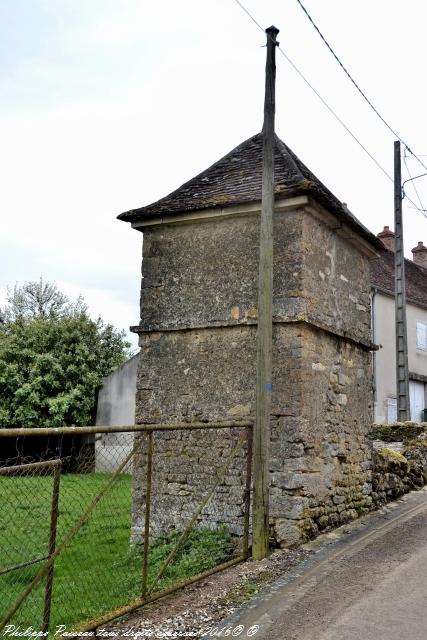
[[386, 397, 397, 424], [417, 321, 427, 350]]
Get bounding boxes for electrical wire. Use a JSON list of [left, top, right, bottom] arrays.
[[294, 0, 427, 174], [402, 155, 427, 218], [232, 0, 427, 219], [234, 0, 264, 31], [403, 155, 425, 213], [233, 0, 392, 182], [275, 45, 393, 183], [404, 196, 427, 220]]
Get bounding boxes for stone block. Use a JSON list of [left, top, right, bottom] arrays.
[[274, 519, 304, 548]]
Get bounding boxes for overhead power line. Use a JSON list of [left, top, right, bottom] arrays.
[[274, 44, 393, 183], [294, 0, 427, 174], [232, 0, 427, 219], [233, 0, 392, 180], [233, 0, 264, 30], [403, 156, 425, 212], [402, 154, 427, 218]]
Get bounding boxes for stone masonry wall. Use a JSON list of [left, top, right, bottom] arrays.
[[139, 207, 371, 344], [133, 203, 374, 547], [132, 427, 249, 541], [134, 322, 373, 547], [140, 211, 304, 331], [301, 210, 372, 343], [269, 324, 373, 546], [372, 446, 427, 504], [370, 422, 427, 504]]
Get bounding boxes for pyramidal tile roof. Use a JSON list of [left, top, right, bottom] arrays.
[[118, 132, 380, 248]]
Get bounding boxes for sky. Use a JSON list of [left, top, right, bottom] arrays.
[[1, 0, 427, 349]]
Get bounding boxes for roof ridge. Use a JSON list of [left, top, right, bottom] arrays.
[[377, 246, 427, 271], [273, 135, 308, 186], [118, 133, 262, 221]]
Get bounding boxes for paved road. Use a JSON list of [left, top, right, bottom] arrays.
[[218, 489, 427, 640]]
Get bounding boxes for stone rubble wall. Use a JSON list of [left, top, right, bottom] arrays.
[[269, 325, 373, 547], [370, 422, 427, 505], [131, 426, 427, 548], [139, 210, 371, 345], [132, 205, 375, 548], [133, 322, 373, 548], [131, 428, 249, 542], [301, 210, 372, 344]]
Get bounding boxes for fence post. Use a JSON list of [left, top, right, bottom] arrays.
[[243, 426, 253, 558], [142, 432, 153, 598], [42, 460, 61, 632]]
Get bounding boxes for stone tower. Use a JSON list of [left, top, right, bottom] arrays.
[[118, 133, 380, 546]]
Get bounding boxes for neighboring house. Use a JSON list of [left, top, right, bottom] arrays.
[[95, 353, 138, 472], [371, 226, 427, 423]]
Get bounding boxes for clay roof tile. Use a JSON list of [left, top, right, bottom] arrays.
[[370, 249, 427, 308], [118, 132, 381, 249]]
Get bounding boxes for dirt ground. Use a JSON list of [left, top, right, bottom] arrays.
[[102, 547, 311, 639]]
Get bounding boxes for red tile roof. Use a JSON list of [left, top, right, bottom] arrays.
[[370, 248, 427, 308]]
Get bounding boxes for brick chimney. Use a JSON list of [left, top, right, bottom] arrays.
[[377, 226, 395, 252], [412, 241, 427, 268]]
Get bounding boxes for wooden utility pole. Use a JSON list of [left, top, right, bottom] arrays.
[[252, 25, 279, 561], [394, 140, 410, 421]]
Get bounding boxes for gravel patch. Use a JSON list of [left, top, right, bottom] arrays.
[[102, 548, 311, 639]]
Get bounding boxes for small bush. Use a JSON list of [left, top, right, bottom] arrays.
[[146, 527, 234, 585]]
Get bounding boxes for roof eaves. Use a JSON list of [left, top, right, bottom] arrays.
[[373, 285, 427, 312]]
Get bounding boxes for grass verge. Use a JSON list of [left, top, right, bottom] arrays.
[[0, 472, 233, 634]]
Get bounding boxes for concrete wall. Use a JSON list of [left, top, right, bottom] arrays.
[[373, 293, 427, 423], [95, 354, 139, 472], [132, 198, 375, 547]]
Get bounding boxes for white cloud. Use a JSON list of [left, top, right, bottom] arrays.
[[56, 279, 139, 348], [2, 0, 427, 349]]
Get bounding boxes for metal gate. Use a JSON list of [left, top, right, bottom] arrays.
[[0, 422, 252, 635]]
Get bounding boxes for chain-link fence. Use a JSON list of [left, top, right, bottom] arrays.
[[0, 423, 252, 636]]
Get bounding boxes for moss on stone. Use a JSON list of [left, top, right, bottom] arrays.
[[378, 447, 407, 462], [353, 502, 365, 514], [404, 439, 427, 448], [370, 423, 425, 442]]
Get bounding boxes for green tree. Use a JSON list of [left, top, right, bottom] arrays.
[[0, 278, 87, 323], [0, 280, 132, 428]]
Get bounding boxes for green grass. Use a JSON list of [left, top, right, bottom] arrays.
[[0, 473, 233, 634]]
